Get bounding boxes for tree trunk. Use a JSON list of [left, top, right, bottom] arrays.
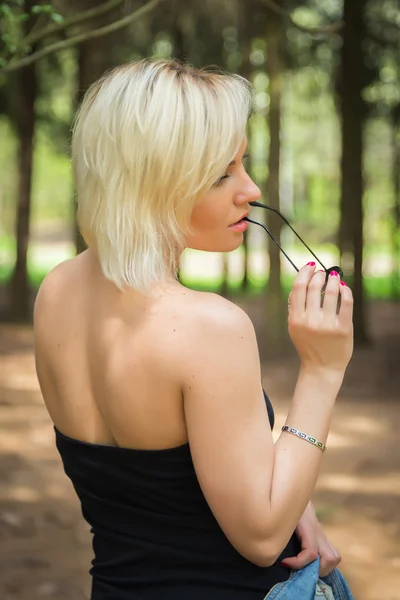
[[73, 45, 90, 256], [339, 0, 369, 345], [265, 4, 286, 351], [391, 106, 400, 299], [239, 0, 254, 293], [172, 0, 189, 62], [73, 1, 130, 255], [220, 255, 230, 298], [8, 1, 37, 322]]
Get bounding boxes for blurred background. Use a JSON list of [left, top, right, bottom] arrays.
[[0, 0, 399, 599]]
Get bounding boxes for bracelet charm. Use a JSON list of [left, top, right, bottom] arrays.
[[281, 425, 326, 452]]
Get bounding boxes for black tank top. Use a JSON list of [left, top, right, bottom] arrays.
[[55, 390, 301, 599]]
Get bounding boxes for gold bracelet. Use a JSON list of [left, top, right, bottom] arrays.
[[281, 426, 326, 452]]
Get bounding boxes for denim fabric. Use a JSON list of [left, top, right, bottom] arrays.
[[264, 556, 355, 600]]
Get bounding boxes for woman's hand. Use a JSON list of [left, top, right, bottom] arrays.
[[288, 264, 354, 378], [280, 502, 341, 577]]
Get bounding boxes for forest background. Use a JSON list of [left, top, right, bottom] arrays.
[[0, 1, 399, 599]]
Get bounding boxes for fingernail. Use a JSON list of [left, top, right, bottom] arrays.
[[306, 262, 316, 267], [340, 281, 348, 286], [330, 270, 339, 277]]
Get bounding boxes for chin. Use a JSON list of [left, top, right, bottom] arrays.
[[221, 237, 244, 253], [188, 234, 244, 253]]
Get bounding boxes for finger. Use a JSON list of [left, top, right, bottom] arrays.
[[337, 281, 354, 329], [319, 559, 341, 577], [321, 270, 341, 316], [290, 262, 317, 314], [304, 270, 326, 312], [281, 547, 319, 570], [319, 545, 342, 577]]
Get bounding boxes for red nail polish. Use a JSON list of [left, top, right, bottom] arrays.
[[330, 270, 338, 276], [340, 281, 348, 286], [306, 262, 316, 267]]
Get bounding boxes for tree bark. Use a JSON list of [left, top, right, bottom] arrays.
[[239, 0, 254, 293], [73, 0, 130, 254], [73, 45, 89, 255], [172, 0, 192, 62], [7, 1, 37, 322], [338, 0, 369, 345], [1, 0, 164, 75], [391, 106, 400, 299], [220, 255, 230, 298], [265, 3, 286, 352]]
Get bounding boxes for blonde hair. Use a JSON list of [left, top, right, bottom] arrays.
[[72, 58, 252, 295]]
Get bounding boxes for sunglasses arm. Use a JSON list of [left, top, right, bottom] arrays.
[[249, 201, 327, 271], [243, 216, 299, 272]]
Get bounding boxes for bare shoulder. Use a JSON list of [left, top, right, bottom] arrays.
[[174, 288, 259, 386], [178, 288, 254, 336], [34, 256, 81, 323]]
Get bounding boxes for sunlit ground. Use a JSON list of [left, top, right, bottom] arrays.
[[0, 299, 399, 599]]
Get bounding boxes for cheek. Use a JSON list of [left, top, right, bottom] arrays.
[[190, 195, 223, 230], [186, 195, 241, 253]]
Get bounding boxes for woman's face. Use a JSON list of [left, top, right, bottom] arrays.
[[186, 137, 261, 253]]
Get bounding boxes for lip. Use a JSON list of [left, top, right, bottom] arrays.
[[228, 220, 249, 232], [229, 212, 249, 226]]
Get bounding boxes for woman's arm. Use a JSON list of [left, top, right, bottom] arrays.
[[181, 266, 353, 567]]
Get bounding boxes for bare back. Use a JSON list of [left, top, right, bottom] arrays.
[[34, 249, 206, 450], [34, 248, 345, 569]]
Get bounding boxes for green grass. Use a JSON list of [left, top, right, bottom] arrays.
[[1, 261, 397, 301], [181, 273, 398, 300], [0, 262, 54, 288]]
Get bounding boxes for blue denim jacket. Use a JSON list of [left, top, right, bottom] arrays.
[[264, 556, 355, 600]]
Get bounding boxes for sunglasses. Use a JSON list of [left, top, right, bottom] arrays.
[[244, 201, 344, 297]]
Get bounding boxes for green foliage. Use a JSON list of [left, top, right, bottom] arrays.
[[0, 2, 25, 62], [0, 1, 62, 68], [31, 3, 62, 19], [0, 257, 395, 302], [0, 0, 399, 318]]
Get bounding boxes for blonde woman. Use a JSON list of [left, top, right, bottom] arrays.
[[34, 59, 354, 599]]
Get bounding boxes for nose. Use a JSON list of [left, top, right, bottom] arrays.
[[236, 173, 261, 205]]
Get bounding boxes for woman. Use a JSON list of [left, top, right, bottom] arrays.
[[33, 59, 354, 599]]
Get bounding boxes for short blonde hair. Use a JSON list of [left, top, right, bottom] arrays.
[[72, 58, 252, 295]]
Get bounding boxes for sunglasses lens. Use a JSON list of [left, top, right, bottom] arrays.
[[325, 266, 344, 280], [322, 266, 344, 291]]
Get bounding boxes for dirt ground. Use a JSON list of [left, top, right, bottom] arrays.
[[0, 299, 399, 600]]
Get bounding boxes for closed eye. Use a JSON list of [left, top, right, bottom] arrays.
[[214, 174, 230, 186], [214, 153, 250, 186]]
